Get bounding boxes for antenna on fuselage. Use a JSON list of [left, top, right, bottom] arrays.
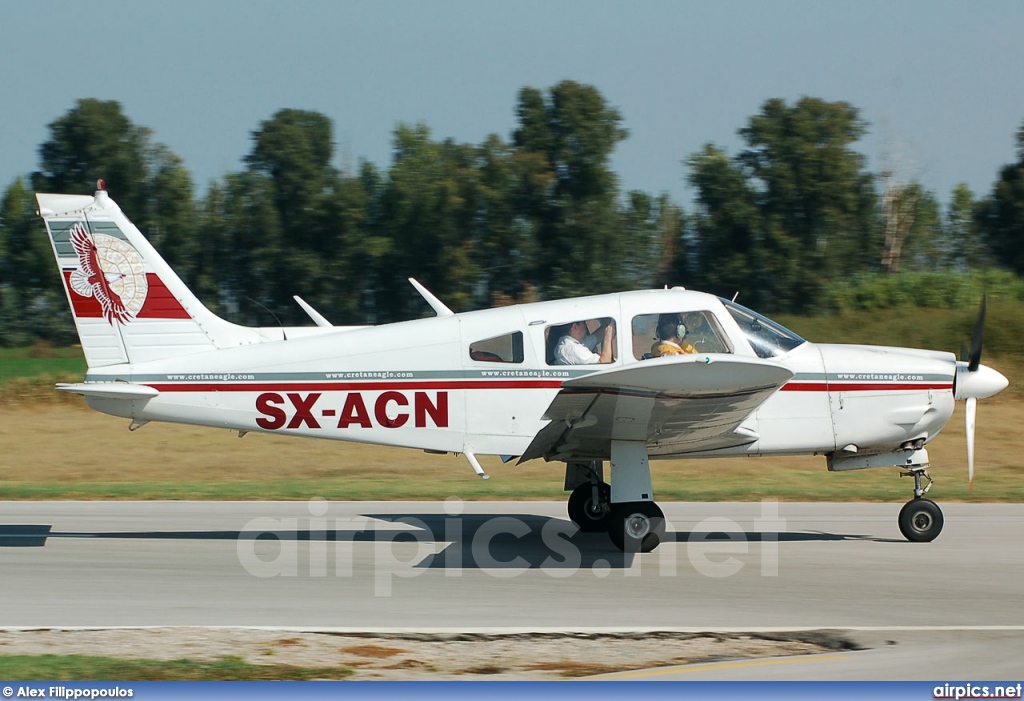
[[246, 296, 287, 340], [293, 295, 334, 327], [731, 291, 740, 303], [409, 278, 454, 317]]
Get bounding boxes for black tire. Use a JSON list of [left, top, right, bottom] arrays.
[[567, 482, 612, 532], [898, 498, 944, 542], [608, 501, 666, 553]]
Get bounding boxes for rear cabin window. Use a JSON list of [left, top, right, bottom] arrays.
[[469, 331, 524, 363], [631, 311, 730, 360]]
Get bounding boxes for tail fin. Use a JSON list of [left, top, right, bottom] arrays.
[[37, 184, 258, 368]]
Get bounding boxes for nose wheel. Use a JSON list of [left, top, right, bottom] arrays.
[[898, 466, 944, 542], [898, 497, 944, 542]]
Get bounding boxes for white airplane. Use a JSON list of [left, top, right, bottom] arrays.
[[36, 183, 1008, 552]]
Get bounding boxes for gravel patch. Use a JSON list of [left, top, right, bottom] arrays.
[[0, 628, 856, 680]]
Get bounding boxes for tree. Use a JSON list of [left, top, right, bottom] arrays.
[[0, 178, 75, 345], [685, 144, 762, 304], [236, 108, 381, 325], [246, 109, 334, 245], [32, 99, 151, 222], [977, 121, 1024, 275], [879, 170, 920, 273], [737, 97, 877, 312], [31, 98, 202, 301], [944, 184, 989, 270], [512, 81, 630, 297], [376, 123, 484, 320], [144, 146, 199, 276], [622, 191, 686, 290], [474, 134, 535, 305]]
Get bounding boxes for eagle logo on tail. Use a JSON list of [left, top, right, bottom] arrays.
[[68, 222, 142, 325]]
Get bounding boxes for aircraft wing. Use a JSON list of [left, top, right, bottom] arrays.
[[520, 355, 794, 462]]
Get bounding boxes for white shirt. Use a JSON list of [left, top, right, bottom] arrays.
[[554, 334, 601, 364]]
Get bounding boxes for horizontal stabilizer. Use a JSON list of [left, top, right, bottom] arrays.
[[56, 382, 159, 400]]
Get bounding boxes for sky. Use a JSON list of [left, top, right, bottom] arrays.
[[2, 0, 1023, 209]]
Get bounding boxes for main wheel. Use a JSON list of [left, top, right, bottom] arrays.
[[567, 482, 612, 532], [608, 501, 666, 553], [898, 498, 944, 542]]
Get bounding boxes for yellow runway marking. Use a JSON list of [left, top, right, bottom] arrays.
[[596, 653, 851, 680]]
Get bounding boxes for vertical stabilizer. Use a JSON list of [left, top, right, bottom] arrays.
[[37, 184, 258, 368]]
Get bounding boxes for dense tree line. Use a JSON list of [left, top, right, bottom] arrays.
[[2, 85, 1023, 345]]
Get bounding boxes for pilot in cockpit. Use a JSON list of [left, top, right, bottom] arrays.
[[651, 314, 698, 357]]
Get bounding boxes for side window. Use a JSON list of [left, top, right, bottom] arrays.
[[469, 331, 524, 363], [632, 311, 731, 360], [545, 317, 617, 365]]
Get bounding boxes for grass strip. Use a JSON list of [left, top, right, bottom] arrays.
[[0, 465, 1021, 502], [0, 654, 352, 681]]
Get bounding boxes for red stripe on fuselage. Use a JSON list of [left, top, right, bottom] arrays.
[[141, 379, 953, 394], [781, 382, 953, 392]]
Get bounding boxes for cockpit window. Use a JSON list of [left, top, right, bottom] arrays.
[[631, 311, 730, 359], [721, 298, 805, 358], [469, 331, 524, 363]]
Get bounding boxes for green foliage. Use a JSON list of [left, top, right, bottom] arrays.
[[823, 269, 1024, 313], [733, 97, 877, 312], [0, 654, 352, 681], [512, 80, 634, 298], [32, 99, 150, 218], [977, 121, 1024, 276], [0, 178, 77, 346], [686, 143, 761, 300], [3, 91, 1024, 346]]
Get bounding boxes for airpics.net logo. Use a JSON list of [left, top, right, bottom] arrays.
[[235, 498, 787, 596]]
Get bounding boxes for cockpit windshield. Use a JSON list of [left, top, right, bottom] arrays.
[[720, 298, 806, 358]]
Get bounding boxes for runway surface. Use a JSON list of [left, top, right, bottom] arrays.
[[1, 500, 1022, 678]]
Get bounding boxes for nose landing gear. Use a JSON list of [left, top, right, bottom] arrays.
[[898, 465, 943, 542]]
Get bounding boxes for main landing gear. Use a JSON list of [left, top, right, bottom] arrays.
[[567, 479, 612, 532], [563, 440, 667, 553], [898, 465, 944, 542], [607, 501, 666, 553]]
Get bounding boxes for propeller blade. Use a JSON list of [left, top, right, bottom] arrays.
[[966, 396, 977, 491], [968, 296, 986, 372]]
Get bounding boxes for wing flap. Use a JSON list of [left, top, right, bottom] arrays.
[[521, 355, 793, 462]]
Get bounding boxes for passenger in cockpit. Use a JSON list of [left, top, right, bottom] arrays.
[[554, 320, 615, 364]]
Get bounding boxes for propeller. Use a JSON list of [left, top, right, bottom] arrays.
[[967, 296, 986, 372], [966, 396, 976, 490], [966, 297, 984, 490], [954, 296, 1007, 491]]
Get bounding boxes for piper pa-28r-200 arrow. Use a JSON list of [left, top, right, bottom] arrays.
[[36, 183, 1009, 552]]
